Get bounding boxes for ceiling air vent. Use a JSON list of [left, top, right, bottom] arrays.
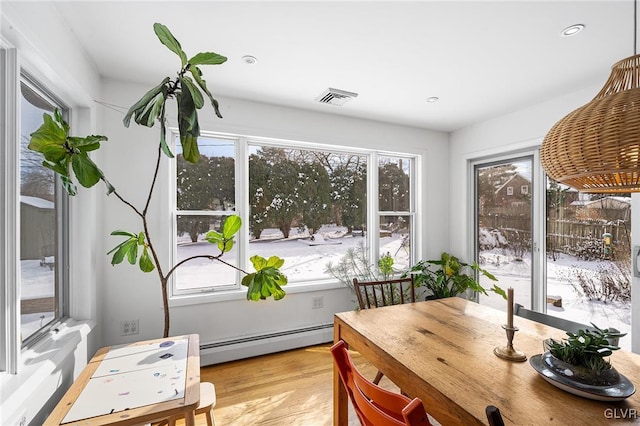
[[315, 88, 358, 106]]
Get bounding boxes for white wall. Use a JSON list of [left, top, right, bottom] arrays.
[[1, 2, 102, 425], [96, 78, 450, 362], [449, 83, 640, 352]]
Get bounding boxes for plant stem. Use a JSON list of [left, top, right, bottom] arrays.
[[165, 254, 250, 281]]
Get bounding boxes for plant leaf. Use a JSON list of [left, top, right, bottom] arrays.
[[205, 230, 223, 244], [189, 52, 227, 66], [110, 230, 137, 238], [126, 240, 139, 264], [123, 77, 170, 127], [180, 76, 204, 109], [190, 66, 223, 118], [158, 105, 174, 158], [139, 247, 155, 272], [71, 154, 102, 188], [222, 215, 242, 239], [153, 23, 187, 66], [59, 175, 77, 196]]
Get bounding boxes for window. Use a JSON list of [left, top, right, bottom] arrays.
[[19, 78, 68, 345], [521, 185, 529, 195], [378, 156, 413, 270], [475, 157, 534, 310], [472, 151, 632, 350], [174, 136, 238, 292], [173, 133, 418, 295]]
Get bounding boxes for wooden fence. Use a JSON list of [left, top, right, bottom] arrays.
[[480, 215, 631, 258]]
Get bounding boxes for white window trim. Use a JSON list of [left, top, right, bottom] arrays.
[[168, 130, 421, 303], [469, 150, 544, 309], [1, 46, 20, 374]]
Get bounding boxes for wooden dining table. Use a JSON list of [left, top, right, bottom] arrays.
[[44, 334, 201, 426], [333, 298, 640, 425]]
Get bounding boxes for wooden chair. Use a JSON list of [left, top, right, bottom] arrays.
[[331, 341, 432, 426], [514, 303, 593, 333], [156, 381, 217, 426], [353, 277, 416, 310], [485, 405, 505, 426], [353, 276, 416, 385], [515, 303, 621, 346]]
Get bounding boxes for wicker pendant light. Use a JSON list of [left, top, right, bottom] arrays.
[[540, 1, 640, 193]]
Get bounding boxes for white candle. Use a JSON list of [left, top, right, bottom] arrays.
[[507, 287, 514, 329]]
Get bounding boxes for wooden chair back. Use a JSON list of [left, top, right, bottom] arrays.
[[331, 341, 432, 426], [353, 277, 416, 310], [514, 303, 590, 334], [514, 303, 620, 346]]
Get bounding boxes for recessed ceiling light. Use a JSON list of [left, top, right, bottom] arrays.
[[426, 97, 439, 103], [561, 24, 585, 37], [242, 55, 258, 65]]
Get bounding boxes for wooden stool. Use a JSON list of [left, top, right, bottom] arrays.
[[157, 382, 216, 426]]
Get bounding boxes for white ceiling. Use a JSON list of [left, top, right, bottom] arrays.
[[32, 1, 639, 131]]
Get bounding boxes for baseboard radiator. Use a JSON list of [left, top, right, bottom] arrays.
[[199, 323, 334, 366]]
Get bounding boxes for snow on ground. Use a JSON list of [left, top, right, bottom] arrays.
[[478, 250, 632, 350], [21, 259, 56, 339], [175, 225, 410, 289], [21, 228, 632, 350]]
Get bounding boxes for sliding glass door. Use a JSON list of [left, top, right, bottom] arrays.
[[472, 152, 632, 349], [474, 156, 535, 311]]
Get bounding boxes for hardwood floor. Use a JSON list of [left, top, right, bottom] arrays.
[[194, 343, 398, 426]]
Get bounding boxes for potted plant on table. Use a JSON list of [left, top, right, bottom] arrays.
[[403, 252, 505, 300], [27, 23, 288, 338], [544, 326, 627, 386]]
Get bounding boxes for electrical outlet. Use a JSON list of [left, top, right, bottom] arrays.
[[121, 319, 139, 336], [312, 296, 324, 309]]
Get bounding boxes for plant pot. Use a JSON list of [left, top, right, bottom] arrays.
[[542, 351, 620, 387]]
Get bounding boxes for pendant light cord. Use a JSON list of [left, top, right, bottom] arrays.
[[635, 0, 637, 55]]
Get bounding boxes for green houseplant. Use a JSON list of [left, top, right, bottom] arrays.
[[27, 23, 287, 338], [325, 242, 396, 295], [403, 252, 505, 300]]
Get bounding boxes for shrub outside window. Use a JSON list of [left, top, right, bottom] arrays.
[[173, 134, 418, 294]]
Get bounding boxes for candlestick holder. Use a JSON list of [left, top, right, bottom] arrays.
[[494, 324, 527, 362]]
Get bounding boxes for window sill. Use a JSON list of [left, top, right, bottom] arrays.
[[0, 318, 95, 425], [169, 279, 348, 307]]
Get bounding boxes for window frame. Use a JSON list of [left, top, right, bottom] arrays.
[[169, 130, 421, 299], [1, 46, 20, 374], [18, 75, 70, 347], [1, 50, 71, 374]]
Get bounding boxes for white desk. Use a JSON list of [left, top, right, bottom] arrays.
[[45, 334, 200, 426]]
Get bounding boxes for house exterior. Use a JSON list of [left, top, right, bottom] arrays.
[[494, 173, 531, 208]]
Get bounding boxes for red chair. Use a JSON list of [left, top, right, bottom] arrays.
[[331, 341, 432, 426]]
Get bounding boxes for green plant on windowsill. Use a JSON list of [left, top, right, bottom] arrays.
[[325, 242, 396, 295], [403, 252, 506, 300], [27, 23, 287, 338]]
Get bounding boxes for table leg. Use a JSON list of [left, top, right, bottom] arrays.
[[184, 410, 196, 426], [333, 323, 348, 426]]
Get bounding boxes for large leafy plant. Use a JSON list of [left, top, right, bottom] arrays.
[[404, 252, 505, 300], [28, 23, 287, 338]]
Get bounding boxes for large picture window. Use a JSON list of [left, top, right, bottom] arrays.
[[173, 134, 418, 295]]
